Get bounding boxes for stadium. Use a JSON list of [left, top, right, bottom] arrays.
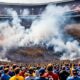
[[0, 0, 80, 27], [0, 0, 80, 63], [0, 0, 80, 80], [0, 1, 80, 80]]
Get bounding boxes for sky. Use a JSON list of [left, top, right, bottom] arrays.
[[0, 0, 73, 4]]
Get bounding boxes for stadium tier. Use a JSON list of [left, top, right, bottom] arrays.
[[0, 0, 80, 28]]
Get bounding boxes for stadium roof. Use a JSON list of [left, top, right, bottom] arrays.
[[0, 0, 74, 5]]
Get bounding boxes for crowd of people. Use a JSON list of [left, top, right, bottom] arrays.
[[0, 63, 80, 80]]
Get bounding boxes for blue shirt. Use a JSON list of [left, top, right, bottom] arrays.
[[67, 76, 80, 80], [1, 73, 10, 80]]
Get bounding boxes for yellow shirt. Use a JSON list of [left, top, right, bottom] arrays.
[[10, 75, 24, 80]]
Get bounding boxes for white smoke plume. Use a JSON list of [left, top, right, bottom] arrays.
[[0, 4, 80, 61]]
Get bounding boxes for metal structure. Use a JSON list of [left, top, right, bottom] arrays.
[[0, 0, 80, 27]]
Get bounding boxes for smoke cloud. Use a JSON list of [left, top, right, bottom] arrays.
[[0, 4, 80, 61]]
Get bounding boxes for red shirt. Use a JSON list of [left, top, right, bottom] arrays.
[[44, 72, 59, 80], [19, 71, 25, 77]]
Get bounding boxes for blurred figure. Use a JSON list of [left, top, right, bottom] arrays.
[[44, 64, 59, 80], [35, 65, 41, 77], [10, 67, 24, 80], [1, 68, 10, 80], [25, 67, 35, 80], [76, 63, 80, 76], [8, 64, 17, 77], [19, 67, 26, 77], [59, 66, 69, 80], [67, 69, 80, 80], [35, 68, 47, 80], [53, 65, 60, 75], [0, 65, 4, 77]]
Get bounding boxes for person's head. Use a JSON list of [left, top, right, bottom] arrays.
[[4, 65, 9, 69], [47, 64, 53, 72], [13, 64, 17, 70], [4, 68, 9, 74], [62, 66, 65, 70], [14, 67, 20, 75], [39, 68, 45, 77], [22, 67, 26, 72], [72, 69, 77, 76], [29, 67, 34, 75], [9, 67, 13, 71]]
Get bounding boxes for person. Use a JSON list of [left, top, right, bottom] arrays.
[[35, 66, 41, 77], [1, 68, 11, 80], [67, 69, 80, 80], [10, 67, 24, 80], [0, 65, 4, 77], [9, 64, 17, 77], [19, 67, 26, 77], [35, 68, 48, 80], [53, 65, 60, 75], [44, 64, 59, 80], [59, 66, 69, 80], [25, 67, 35, 80], [76, 63, 80, 76]]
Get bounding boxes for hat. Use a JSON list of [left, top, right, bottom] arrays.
[[39, 68, 45, 74]]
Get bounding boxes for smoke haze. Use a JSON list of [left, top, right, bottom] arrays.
[[0, 4, 80, 61]]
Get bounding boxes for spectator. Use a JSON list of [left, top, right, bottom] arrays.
[[77, 63, 80, 76], [1, 68, 10, 80], [10, 67, 24, 80], [67, 69, 80, 80], [44, 64, 59, 80], [35, 68, 48, 80], [25, 67, 35, 80], [0, 65, 4, 77], [59, 66, 70, 80], [9, 64, 17, 77], [19, 67, 26, 77]]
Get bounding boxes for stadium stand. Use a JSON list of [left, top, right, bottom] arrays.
[[0, 0, 80, 28]]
